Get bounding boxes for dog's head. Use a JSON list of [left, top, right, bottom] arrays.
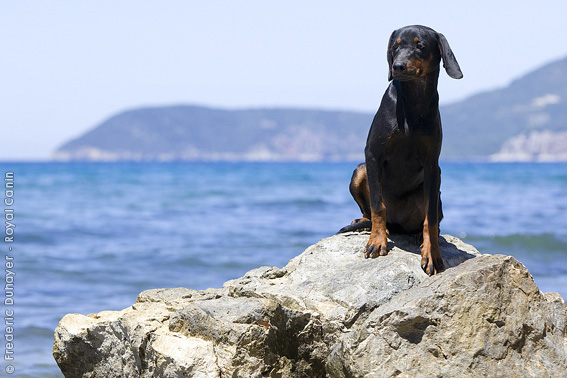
[[387, 25, 463, 81]]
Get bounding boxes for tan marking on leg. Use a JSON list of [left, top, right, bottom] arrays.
[[420, 215, 444, 275], [365, 201, 388, 258]]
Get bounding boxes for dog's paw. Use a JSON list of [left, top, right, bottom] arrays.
[[420, 248, 445, 276], [364, 237, 388, 259]]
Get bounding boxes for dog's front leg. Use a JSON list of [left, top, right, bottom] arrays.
[[364, 154, 388, 258], [421, 163, 445, 275]]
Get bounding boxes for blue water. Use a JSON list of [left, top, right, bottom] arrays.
[[1, 162, 566, 377]]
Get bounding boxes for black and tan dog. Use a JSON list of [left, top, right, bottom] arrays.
[[339, 25, 462, 275]]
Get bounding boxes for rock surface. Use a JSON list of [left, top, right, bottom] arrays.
[[53, 233, 567, 377]]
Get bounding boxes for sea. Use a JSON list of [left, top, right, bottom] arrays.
[[1, 161, 566, 377]]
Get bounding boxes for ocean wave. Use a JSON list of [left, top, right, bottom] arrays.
[[464, 233, 566, 254], [463, 233, 567, 277]]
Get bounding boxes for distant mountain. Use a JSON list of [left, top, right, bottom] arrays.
[[53, 56, 567, 162], [441, 56, 567, 161], [53, 107, 372, 162]]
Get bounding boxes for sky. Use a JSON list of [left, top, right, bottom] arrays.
[[2, 1, 567, 160]]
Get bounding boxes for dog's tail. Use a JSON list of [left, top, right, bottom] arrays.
[[336, 220, 372, 234]]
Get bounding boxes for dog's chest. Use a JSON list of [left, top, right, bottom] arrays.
[[384, 130, 430, 163]]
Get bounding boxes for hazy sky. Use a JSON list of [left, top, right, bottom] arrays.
[[2, 1, 567, 160]]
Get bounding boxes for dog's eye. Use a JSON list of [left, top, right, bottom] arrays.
[[416, 42, 425, 50], [392, 43, 399, 50]]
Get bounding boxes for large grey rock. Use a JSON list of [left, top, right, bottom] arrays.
[[53, 233, 567, 377]]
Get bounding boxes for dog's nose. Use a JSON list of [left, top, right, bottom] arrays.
[[393, 62, 406, 73]]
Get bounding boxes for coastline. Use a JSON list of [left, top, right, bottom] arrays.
[[3, 156, 567, 163]]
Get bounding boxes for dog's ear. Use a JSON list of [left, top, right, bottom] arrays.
[[437, 33, 463, 79], [387, 30, 397, 81]]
